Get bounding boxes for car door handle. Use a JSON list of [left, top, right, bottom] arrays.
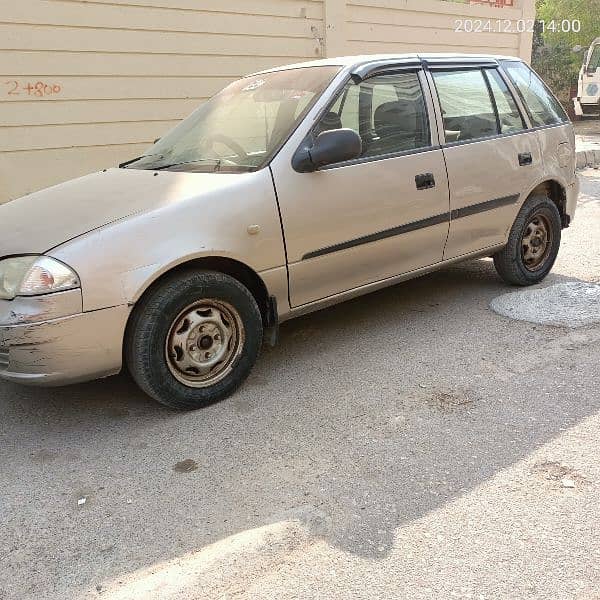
[[415, 173, 435, 190], [518, 152, 533, 166]]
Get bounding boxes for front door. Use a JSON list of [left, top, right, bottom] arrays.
[[270, 70, 450, 307]]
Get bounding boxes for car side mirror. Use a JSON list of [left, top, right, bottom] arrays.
[[292, 129, 362, 173]]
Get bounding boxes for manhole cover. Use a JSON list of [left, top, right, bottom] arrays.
[[490, 282, 600, 328]]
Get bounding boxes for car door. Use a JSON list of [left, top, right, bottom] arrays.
[[428, 65, 545, 260], [270, 69, 450, 307]]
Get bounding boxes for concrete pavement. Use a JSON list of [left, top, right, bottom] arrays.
[[574, 120, 600, 168], [1, 170, 599, 600]]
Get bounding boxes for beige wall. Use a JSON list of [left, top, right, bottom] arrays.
[[0, 0, 534, 203]]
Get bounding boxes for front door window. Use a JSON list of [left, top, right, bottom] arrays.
[[315, 71, 431, 160]]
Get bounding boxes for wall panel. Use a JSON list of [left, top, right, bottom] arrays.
[[0, 0, 534, 202]]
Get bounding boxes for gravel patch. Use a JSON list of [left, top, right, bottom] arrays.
[[490, 281, 600, 328]]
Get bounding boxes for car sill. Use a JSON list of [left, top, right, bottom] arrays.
[[281, 243, 506, 322]]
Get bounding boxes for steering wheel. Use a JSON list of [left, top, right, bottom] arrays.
[[201, 133, 249, 164]]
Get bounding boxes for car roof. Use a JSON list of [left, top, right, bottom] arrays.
[[251, 52, 522, 76]]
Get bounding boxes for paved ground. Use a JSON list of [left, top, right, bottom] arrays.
[[574, 120, 600, 137], [1, 171, 600, 600], [574, 120, 600, 158]]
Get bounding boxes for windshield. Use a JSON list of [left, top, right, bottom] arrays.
[[124, 66, 340, 173]]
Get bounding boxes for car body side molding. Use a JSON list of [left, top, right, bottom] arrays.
[[301, 193, 519, 260]]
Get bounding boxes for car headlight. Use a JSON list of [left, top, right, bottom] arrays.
[[0, 256, 80, 300]]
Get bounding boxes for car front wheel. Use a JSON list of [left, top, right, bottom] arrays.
[[125, 270, 263, 410]]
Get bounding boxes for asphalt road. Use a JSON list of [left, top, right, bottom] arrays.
[[1, 170, 599, 600]]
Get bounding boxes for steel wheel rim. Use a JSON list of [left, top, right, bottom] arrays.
[[165, 299, 244, 388], [521, 213, 553, 272]]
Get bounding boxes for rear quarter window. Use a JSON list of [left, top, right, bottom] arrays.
[[502, 61, 568, 127]]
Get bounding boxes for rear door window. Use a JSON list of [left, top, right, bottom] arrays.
[[502, 61, 567, 127], [432, 69, 497, 142], [484, 68, 525, 134]]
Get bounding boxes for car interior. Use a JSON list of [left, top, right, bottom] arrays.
[[315, 73, 431, 159]]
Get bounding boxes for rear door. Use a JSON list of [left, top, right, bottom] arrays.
[[428, 65, 544, 259]]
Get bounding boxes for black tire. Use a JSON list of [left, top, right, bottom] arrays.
[[493, 194, 562, 286], [125, 270, 263, 410]]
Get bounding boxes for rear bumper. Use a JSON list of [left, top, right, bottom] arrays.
[[0, 304, 130, 387], [566, 177, 580, 223]]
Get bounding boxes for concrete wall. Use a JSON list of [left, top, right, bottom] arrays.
[[0, 0, 534, 203]]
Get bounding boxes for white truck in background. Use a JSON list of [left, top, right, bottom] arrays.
[[574, 37, 600, 118]]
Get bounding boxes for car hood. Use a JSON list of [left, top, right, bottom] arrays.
[[0, 168, 246, 256]]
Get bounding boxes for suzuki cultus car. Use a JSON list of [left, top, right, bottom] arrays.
[[0, 54, 578, 409]]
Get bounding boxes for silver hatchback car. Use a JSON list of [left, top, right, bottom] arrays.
[[0, 53, 579, 409]]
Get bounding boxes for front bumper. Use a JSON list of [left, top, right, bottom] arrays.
[[0, 301, 130, 387]]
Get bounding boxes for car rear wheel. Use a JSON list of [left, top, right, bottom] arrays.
[[125, 270, 263, 410], [493, 194, 562, 286]]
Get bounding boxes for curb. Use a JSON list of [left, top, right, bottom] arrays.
[[576, 149, 600, 170]]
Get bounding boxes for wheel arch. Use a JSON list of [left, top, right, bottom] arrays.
[[525, 179, 569, 228], [127, 256, 272, 327]]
